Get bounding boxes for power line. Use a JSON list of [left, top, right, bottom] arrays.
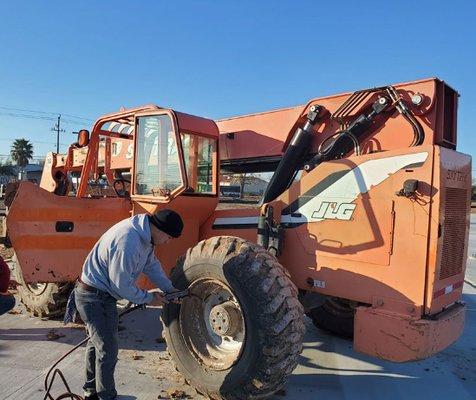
[[0, 111, 59, 121], [0, 111, 91, 126], [0, 106, 94, 121], [0, 138, 69, 146]]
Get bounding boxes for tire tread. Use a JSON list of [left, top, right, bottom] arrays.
[[165, 236, 305, 399]]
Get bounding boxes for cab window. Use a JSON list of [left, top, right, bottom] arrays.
[[181, 133, 216, 194], [135, 115, 183, 196]]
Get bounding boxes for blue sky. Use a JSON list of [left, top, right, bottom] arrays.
[[0, 1, 474, 173]]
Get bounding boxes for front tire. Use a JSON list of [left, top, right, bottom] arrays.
[[11, 253, 73, 318], [163, 236, 305, 400]]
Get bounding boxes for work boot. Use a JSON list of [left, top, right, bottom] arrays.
[[84, 394, 99, 400]]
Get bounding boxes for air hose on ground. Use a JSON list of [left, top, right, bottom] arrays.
[[43, 289, 194, 400], [43, 303, 146, 400]]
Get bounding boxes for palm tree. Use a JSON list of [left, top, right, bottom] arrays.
[[10, 138, 34, 168]]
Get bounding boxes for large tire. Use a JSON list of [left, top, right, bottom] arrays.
[[307, 297, 355, 338], [162, 236, 305, 400], [11, 253, 73, 318]]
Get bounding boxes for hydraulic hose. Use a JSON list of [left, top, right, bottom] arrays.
[[386, 86, 425, 146], [402, 108, 424, 146]]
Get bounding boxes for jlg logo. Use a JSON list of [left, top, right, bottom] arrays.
[[311, 201, 356, 221], [446, 170, 467, 182]]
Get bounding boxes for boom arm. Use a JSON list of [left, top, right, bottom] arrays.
[[217, 78, 454, 175]]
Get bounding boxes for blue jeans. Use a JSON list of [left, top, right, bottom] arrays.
[[0, 294, 15, 316], [75, 286, 118, 400]]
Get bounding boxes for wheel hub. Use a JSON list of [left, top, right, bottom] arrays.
[[178, 278, 246, 370], [209, 301, 242, 337]]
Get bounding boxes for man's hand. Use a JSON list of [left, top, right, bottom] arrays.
[[148, 291, 168, 306]]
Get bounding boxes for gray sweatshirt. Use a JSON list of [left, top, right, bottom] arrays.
[[81, 214, 175, 304]]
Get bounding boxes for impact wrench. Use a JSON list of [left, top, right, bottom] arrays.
[[43, 290, 190, 400]]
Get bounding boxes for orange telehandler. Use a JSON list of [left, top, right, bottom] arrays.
[[1, 77, 471, 399]]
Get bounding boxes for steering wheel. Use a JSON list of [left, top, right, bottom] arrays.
[[112, 179, 130, 198]]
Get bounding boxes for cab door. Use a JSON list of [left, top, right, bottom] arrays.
[[131, 111, 188, 202], [131, 110, 219, 277]]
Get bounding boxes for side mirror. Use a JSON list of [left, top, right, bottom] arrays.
[[77, 130, 90, 147]]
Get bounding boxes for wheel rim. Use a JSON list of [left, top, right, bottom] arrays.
[[179, 278, 246, 371], [26, 283, 48, 295]]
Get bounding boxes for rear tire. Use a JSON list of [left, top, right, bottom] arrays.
[[162, 236, 305, 400], [307, 297, 355, 338], [11, 253, 73, 318]]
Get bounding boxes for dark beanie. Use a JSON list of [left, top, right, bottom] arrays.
[[149, 209, 184, 238]]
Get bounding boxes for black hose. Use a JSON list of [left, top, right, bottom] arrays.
[[306, 129, 360, 170], [43, 303, 145, 400], [42, 292, 201, 400], [386, 86, 425, 147], [401, 108, 425, 146]]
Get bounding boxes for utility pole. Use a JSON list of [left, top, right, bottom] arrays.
[[51, 114, 65, 153]]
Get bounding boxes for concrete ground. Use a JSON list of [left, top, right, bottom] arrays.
[[1, 288, 475, 400], [0, 217, 475, 400]]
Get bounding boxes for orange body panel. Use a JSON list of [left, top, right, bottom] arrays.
[[217, 106, 303, 160], [6, 182, 131, 282], [201, 207, 260, 243], [275, 146, 435, 312], [354, 303, 465, 362]]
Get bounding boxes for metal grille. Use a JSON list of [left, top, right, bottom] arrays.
[[439, 188, 468, 279]]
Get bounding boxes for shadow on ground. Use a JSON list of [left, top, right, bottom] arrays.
[[268, 290, 476, 400]]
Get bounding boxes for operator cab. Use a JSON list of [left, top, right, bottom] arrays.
[[133, 109, 219, 202], [76, 105, 220, 203]]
